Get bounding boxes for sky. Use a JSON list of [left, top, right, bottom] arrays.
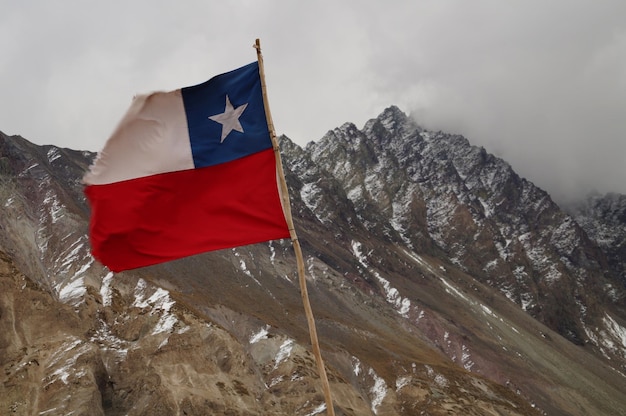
[[1, 1, 625, 204]]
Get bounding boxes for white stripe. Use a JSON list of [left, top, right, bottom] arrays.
[[83, 90, 194, 185]]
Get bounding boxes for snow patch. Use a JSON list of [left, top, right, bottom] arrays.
[[478, 197, 494, 218], [57, 276, 87, 302], [440, 277, 469, 303], [603, 314, 626, 357], [401, 249, 437, 275], [132, 280, 182, 335], [396, 376, 411, 391], [369, 367, 388, 414], [304, 403, 327, 416], [47, 147, 62, 163], [352, 356, 362, 377], [43, 189, 63, 223], [100, 272, 114, 306], [346, 184, 364, 203], [483, 259, 498, 271], [274, 339, 294, 369], [520, 292, 534, 312], [90, 319, 129, 362], [301, 182, 330, 223], [154, 314, 178, 334], [250, 325, 270, 344], [461, 344, 475, 371], [351, 240, 411, 318], [45, 338, 91, 386], [425, 365, 448, 388], [233, 249, 262, 286], [307, 256, 317, 281], [268, 241, 276, 264]]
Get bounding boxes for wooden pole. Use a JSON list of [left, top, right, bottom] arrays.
[[254, 38, 336, 416]]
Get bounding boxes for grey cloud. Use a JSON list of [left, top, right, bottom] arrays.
[[0, 1, 624, 203]]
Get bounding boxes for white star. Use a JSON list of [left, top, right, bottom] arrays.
[[208, 95, 248, 143]]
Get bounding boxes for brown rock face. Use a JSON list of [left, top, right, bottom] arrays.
[[1, 249, 545, 415]]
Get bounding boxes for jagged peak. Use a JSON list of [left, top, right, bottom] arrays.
[[337, 121, 360, 136], [378, 105, 407, 123], [310, 106, 419, 153], [363, 105, 420, 138], [314, 122, 363, 152], [277, 134, 297, 149]]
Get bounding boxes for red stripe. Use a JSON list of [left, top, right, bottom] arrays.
[[85, 148, 290, 272]]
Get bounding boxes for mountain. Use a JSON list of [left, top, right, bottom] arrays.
[[567, 192, 626, 289], [0, 107, 625, 415], [304, 106, 625, 356]]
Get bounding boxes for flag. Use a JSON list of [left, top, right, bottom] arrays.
[[83, 62, 290, 272]]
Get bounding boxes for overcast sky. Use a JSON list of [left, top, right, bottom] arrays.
[[1, 1, 625, 203]]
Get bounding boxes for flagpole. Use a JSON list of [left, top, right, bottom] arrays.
[[254, 38, 336, 416]]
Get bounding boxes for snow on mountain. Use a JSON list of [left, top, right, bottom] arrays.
[[306, 106, 624, 353], [2, 111, 626, 416]]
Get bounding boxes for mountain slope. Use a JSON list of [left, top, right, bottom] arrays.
[[1, 113, 626, 416], [306, 106, 625, 357]]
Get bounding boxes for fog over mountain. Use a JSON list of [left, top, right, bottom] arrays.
[[1, 1, 625, 204]]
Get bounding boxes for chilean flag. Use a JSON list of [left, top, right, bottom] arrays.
[[83, 62, 290, 272]]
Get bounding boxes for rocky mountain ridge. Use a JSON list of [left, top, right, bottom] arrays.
[[1, 106, 625, 415], [568, 192, 626, 287], [302, 106, 625, 354]]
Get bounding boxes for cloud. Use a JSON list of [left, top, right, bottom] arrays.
[[358, 1, 626, 202], [0, 1, 625, 203]]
